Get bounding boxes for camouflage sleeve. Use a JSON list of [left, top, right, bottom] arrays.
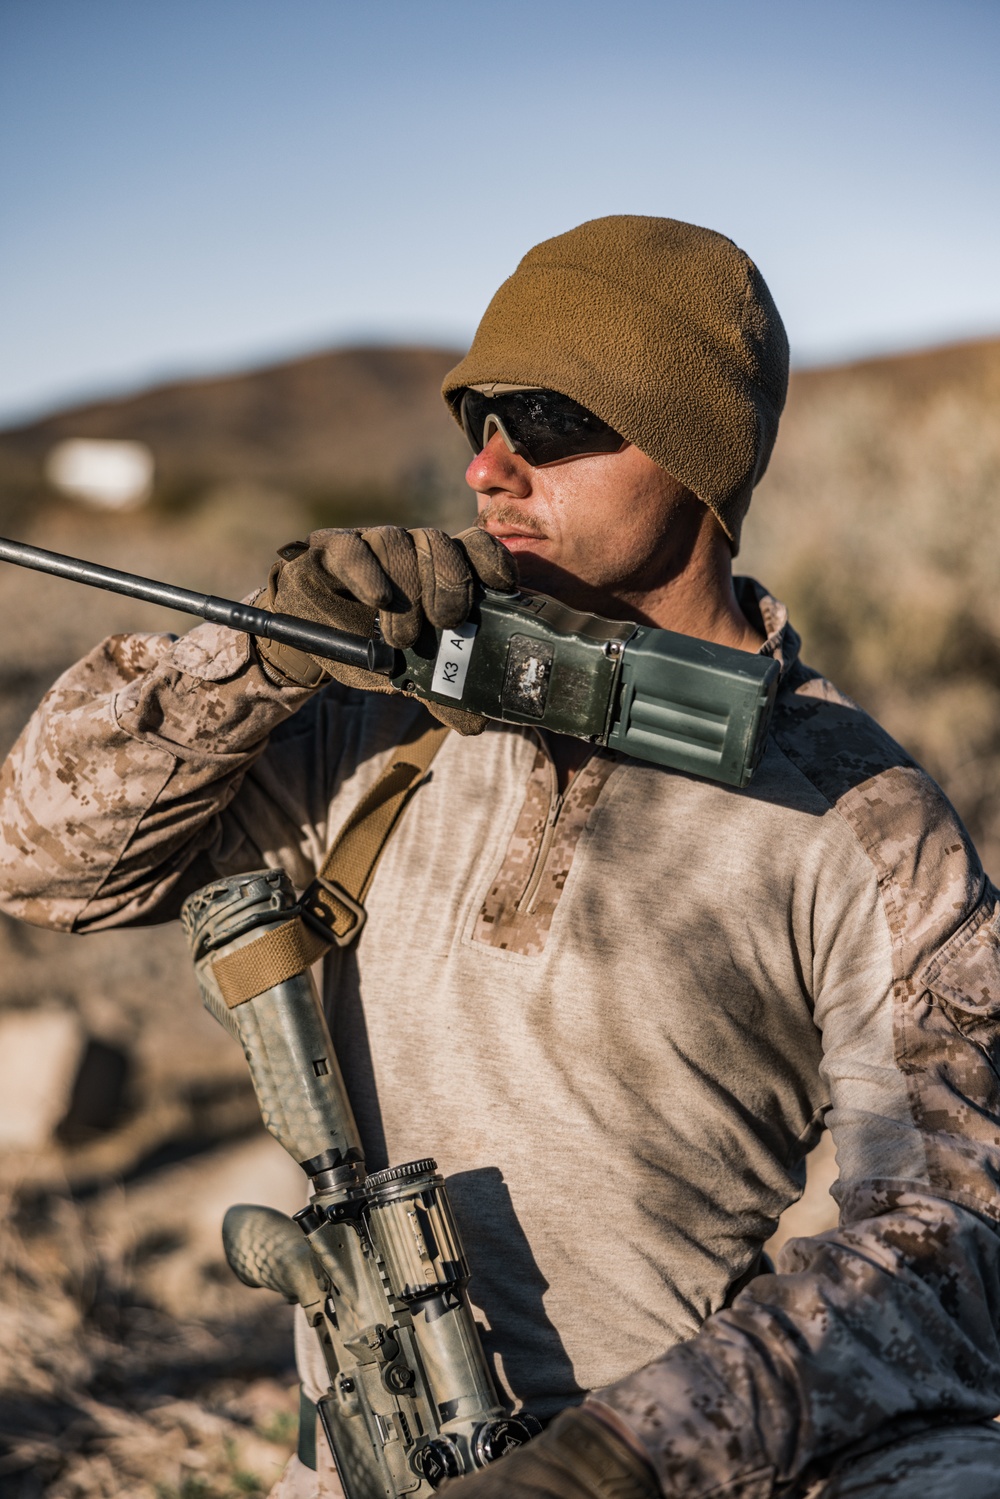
[[0, 620, 320, 931], [594, 687, 1000, 1495]]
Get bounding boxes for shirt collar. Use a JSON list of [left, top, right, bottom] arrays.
[[734, 576, 802, 680]]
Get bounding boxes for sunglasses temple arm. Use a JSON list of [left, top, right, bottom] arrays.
[[480, 414, 523, 457]]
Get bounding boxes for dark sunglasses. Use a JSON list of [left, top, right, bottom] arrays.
[[459, 387, 626, 467]]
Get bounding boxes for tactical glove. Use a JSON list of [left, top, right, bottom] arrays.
[[257, 524, 517, 734], [442, 1406, 660, 1499]]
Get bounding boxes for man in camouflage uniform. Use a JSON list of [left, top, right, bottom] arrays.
[[2, 217, 1000, 1498]]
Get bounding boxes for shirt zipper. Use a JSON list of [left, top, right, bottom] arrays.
[[515, 734, 591, 915]]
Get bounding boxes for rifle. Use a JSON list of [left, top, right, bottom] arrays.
[[182, 866, 539, 1496]]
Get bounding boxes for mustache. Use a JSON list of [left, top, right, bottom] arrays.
[[476, 502, 547, 537]]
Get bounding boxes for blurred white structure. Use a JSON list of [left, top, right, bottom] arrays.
[[45, 437, 154, 509], [0, 1008, 84, 1148]]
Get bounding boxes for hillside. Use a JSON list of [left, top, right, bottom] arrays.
[[743, 336, 1000, 870], [0, 335, 998, 1495], [0, 345, 472, 535]]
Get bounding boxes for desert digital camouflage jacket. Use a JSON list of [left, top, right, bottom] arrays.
[[1, 579, 1000, 1497]]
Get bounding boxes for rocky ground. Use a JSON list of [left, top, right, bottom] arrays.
[[0, 496, 313, 1498], [0, 335, 996, 1494]]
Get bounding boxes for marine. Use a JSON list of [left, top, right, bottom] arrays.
[[2, 216, 1000, 1497]]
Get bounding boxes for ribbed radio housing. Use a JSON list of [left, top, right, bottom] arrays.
[[366, 1163, 469, 1300]]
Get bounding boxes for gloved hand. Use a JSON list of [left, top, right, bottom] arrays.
[[256, 524, 517, 734], [441, 1406, 660, 1499]]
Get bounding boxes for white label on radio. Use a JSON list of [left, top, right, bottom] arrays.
[[431, 621, 478, 699]]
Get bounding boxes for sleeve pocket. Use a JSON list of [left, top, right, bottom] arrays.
[[170, 620, 252, 682], [917, 889, 1000, 1018]]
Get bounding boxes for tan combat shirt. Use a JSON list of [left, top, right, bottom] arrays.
[[2, 579, 1000, 1496]]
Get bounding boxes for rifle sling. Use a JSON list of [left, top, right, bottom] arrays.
[[212, 716, 450, 1006]]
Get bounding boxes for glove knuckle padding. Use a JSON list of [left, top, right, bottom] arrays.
[[455, 527, 518, 593], [362, 526, 419, 598], [316, 528, 393, 608], [359, 527, 422, 649], [413, 528, 473, 629]]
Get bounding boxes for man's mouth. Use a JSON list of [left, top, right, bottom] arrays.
[[476, 503, 547, 544]]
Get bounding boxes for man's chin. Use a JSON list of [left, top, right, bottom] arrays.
[[507, 551, 559, 595], [510, 554, 603, 613]]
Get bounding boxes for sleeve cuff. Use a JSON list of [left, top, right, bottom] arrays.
[[595, 1344, 775, 1497]]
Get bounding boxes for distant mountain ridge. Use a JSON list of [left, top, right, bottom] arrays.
[[3, 332, 996, 495], [2, 333, 997, 529], [0, 344, 472, 529]]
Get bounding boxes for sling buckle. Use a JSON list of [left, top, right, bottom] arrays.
[[301, 876, 367, 948]]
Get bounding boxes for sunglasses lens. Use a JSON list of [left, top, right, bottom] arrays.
[[460, 389, 624, 465]]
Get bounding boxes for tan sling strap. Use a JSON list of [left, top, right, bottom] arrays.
[[212, 715, 450, 1008]]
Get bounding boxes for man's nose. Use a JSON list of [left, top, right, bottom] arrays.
[[465, 430, 532, 497]]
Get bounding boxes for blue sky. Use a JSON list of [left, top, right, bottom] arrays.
[[1, 0, 998, 424]]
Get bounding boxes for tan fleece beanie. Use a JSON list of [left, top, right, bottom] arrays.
[[442, 215, 789, 552]]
